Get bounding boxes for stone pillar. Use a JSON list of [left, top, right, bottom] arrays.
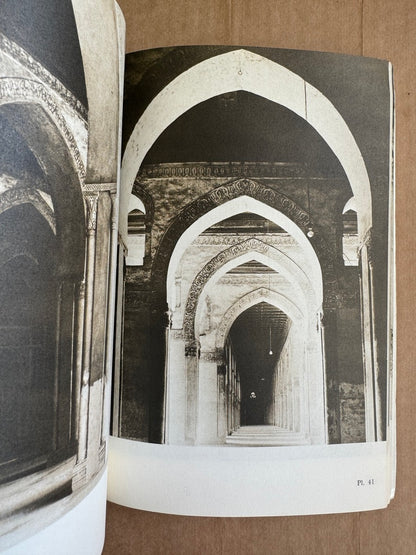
[[73, 281, 85, 447], [217, 361, 227, 442], [111, 242, 126, 436], [321, 307, 340, 443], [198, 350, 223, 444], [101, 190, 118, 444], [78, 192, 98, 462], [293, 377, 300, 432], [185, 340, 200, 444], [307, 333, 327, 444], [53, 280, 77, 455], [165, 329, 187, 444], [359, 232, 383, 441]]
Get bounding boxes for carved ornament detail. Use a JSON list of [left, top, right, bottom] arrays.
[[0, 33, 87, 119], [139, 162, 309, 180], [185, 340, 200, 358], [85, 193, 99, 231], [0, 77, 86, 181], [193, 233, 297, 247], [152, 179, 312, 287], [215, 288, 278, 348], [200, 349, 226, 363], [0, 186, 56, 233], [183, 238, 277, 340], [151, 178, 338, 310]]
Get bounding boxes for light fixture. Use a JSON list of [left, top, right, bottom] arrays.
[[269, 325, 273, 356], [306, 183, 314, 239]]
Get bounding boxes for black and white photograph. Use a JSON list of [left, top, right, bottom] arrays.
[[115, 46, 394, 450], [0, 0, 122, 549]]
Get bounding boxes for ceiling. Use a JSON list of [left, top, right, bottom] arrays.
[[142, 91, 345, 177]]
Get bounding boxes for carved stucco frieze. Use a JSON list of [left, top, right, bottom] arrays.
[[0, 33, 87, 119], [83, 182, 117, 194], [193, 233, 297, 247], [200, 348, 226, 364], [218, 275, 280, 286], [0, 77, 86, 181], [151, 178, 338, 312], [138, 161, 309, 180], [84, 192, 99, 232], [0, 186, 56, 233], [182, 238, 273, 341]]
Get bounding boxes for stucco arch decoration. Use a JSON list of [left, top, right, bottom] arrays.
[[193, 249, 312, 340], [214, 288, 303, 350], [182, 237, 316, 341], [0, 77, 86, 182], [0, 186, 56, 234], [165, 187, 324, 311], [121, 48, 372, 242]]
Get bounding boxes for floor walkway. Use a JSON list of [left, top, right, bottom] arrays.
[[225, 425, 311, 446]]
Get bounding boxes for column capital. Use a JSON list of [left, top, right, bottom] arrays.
[[84, 192, 99, 231], [200, 348, 225, 364], [185, 340, 200, 358]]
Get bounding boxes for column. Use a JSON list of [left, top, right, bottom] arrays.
[[101, 190, 119, 444], [359, 232, 382, 441], [185, 340, 200, 444], [198, 349, 224, 444], [166, 328, 187, 444], [77, 192, 98, 462]]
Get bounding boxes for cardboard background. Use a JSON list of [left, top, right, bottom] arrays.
[[104, 1, 415, 552]]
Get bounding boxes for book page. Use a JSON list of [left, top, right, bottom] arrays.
[[108, 45, 395, 516], [0, 1, 124, 552]]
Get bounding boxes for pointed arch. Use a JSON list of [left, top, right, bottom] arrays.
[[0, 78, 86, 181], [121, 48, 372, 241], [215, 288, 303, 350], [182, 241, 315, 342], [0, 187, 56, 234], [0, 101, 85, 278], [160, 181, 326, 311]]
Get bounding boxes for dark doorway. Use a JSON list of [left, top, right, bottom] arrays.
[[228, 302, 289, 426]]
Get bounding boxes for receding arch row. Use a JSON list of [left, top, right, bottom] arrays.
[[121, 48, 372, 242], [0, 101, 85, 279], [157, 180, 333, 311], [186, 249, 316, 347], [182, 237, 314, 342], [214, 287, 303, 351]]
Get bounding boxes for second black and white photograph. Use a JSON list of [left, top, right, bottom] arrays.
[[115, 46, 394, 449]]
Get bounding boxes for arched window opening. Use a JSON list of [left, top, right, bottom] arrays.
[[342, 200, 359, 266], [126, 195, 146, 266]]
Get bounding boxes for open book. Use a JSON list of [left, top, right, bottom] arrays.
[[0, 1, 395, 553]]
